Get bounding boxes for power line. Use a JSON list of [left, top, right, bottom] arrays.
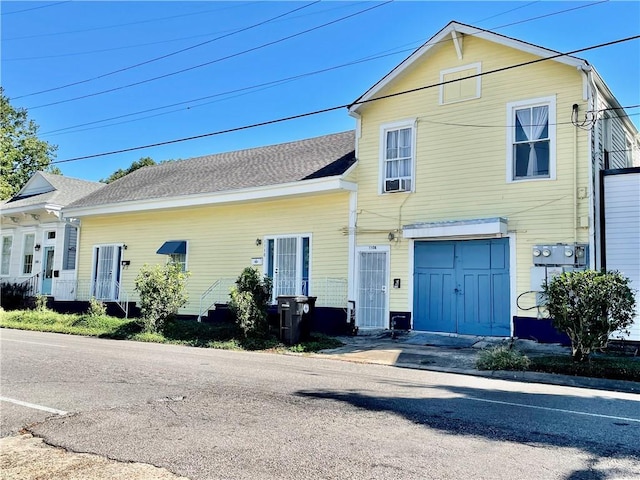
[[52, 34, 640, 165], [1, 1, 70, 16], [40, 47, 417, 136], [2, 2, 255, 40], [27, 1, 393, 110], [14, 1, 320, 99], [2, 2, 363, 62], [24, 0, 607, 113]]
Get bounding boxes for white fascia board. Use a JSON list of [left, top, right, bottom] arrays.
[[348, 22, 586, 116], [403, 217, 508, 239], [0, 202, 62, 216], [64, 176, 358, 218]]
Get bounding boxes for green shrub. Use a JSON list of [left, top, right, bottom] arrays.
[[34, 294, 48, 312], [134, 263, 190, 333], [543, 270, 636, 362], [228, 267, 272, 338], [87, 297, 107, 317], [476, 344, 531, 371], [0, 281, 31, 310]]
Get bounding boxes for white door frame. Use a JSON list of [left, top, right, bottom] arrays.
[[91, 244, 123, 300], [355, 245, 390, 329]]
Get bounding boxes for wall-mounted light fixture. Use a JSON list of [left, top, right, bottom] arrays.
[[388, 232, 396, 242], [121, 260, 131, 267], [256, 238, 262, 246], [123, 244, 128, 250], [34, 244, 41, 252]]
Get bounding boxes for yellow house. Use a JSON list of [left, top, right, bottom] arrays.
[[62, 132, 357, 332], [347, 22, 638, 339]]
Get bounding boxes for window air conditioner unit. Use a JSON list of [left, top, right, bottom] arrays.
[[384, 178, 410, 193]]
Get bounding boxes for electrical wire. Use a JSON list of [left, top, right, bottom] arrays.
[[1, 2, 369, 62], [26, 1, 393, 110], [22, 0, 606, 109], [51, 34, 640, 165], [2, 2, 256, 40], [40, 47, 417, 136], [1, 1, 70, 16], [13, 1, 320, 99]]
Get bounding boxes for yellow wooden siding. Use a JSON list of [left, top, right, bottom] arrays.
[[354, 35, 591, 314], [77, 192, 351, 315]]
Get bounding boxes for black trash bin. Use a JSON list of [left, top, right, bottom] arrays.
[[277, 295, 316, 345]]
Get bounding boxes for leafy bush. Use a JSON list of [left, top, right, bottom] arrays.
[[0, 281, 31, 310], [134, 263, 190, 333], [476, 344, 531, 371], [34, 294, 49, 312], [228, 267, 272, 338], [543, 270, 636, 362], [87, 297, 107, 317]]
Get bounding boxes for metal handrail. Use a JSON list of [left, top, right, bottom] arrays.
[[19, 273, 40, 296], [197, 278, 236, 322], [114, 280, 129, 318]]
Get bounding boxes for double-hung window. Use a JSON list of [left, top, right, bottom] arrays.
[[1, 235, 12, 276], [507, 96, 556, 182], [381, 120, 415, 193], [265, 235, 310, 301], [22, 233, 35, 275]]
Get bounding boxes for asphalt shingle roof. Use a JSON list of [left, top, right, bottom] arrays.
[[68, 130, 356, 209], [1, 172, 104, 210]]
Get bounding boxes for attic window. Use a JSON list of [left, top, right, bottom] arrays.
[[439, 63, 481, 105]]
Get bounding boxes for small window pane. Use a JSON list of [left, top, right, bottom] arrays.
[[514, 144, 530, 178], [23, 234, 35, 274], [1, 236, 12, 275], [515, 108, 530, 142]]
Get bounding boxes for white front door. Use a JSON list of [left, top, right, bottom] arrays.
[[92, 245, 122, 300], [356, 247, 389, 329]]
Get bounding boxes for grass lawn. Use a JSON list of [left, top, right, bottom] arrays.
[[0, 309, 343, 353], [529, 354, 640, 382]]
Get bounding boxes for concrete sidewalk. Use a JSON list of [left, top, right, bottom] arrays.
[[314, 331, 640, 394]]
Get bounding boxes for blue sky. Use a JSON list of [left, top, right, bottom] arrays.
[[2, 1, 639, 182]]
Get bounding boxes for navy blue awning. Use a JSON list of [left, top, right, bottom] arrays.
[[156, 241, 186, 255]]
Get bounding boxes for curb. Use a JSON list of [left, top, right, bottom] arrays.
[[311, 352, 640, 395]]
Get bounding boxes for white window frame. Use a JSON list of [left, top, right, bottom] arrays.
[[1, 234, 13, 277], [22, 232, 36, 275], [439, 62, 482, 105], [379, 119, 417, 195], [264, 233, 312, 302], [506, 96, 556, 183]]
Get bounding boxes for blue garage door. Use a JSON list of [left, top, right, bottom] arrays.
[[413, 239, 510, 336]]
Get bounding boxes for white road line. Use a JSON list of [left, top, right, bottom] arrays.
[[0, 396, 68, 415], [467, 396, 640, 423], [1, 339, 67, 348]]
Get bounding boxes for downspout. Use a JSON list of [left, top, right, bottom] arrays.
[[586, 67, 598, 270], [573, 106, 578, 246]]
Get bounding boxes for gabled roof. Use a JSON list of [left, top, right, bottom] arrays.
[[67, 131, 356, 211], [0, 172, 104, 213], [349, 21, 588, 115]]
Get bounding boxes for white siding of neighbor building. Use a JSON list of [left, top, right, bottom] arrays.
[[604, 171, 640, 341]]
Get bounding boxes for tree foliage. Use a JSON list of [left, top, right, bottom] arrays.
[[100, 156, 156, 183], [228, 267, 272, 338], [0, 87, 59, 200], [543, 270, 636, 362], [134, 263, 190, 333]]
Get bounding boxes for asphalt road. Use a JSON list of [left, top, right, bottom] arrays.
[[1, 328, 639, 480]]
